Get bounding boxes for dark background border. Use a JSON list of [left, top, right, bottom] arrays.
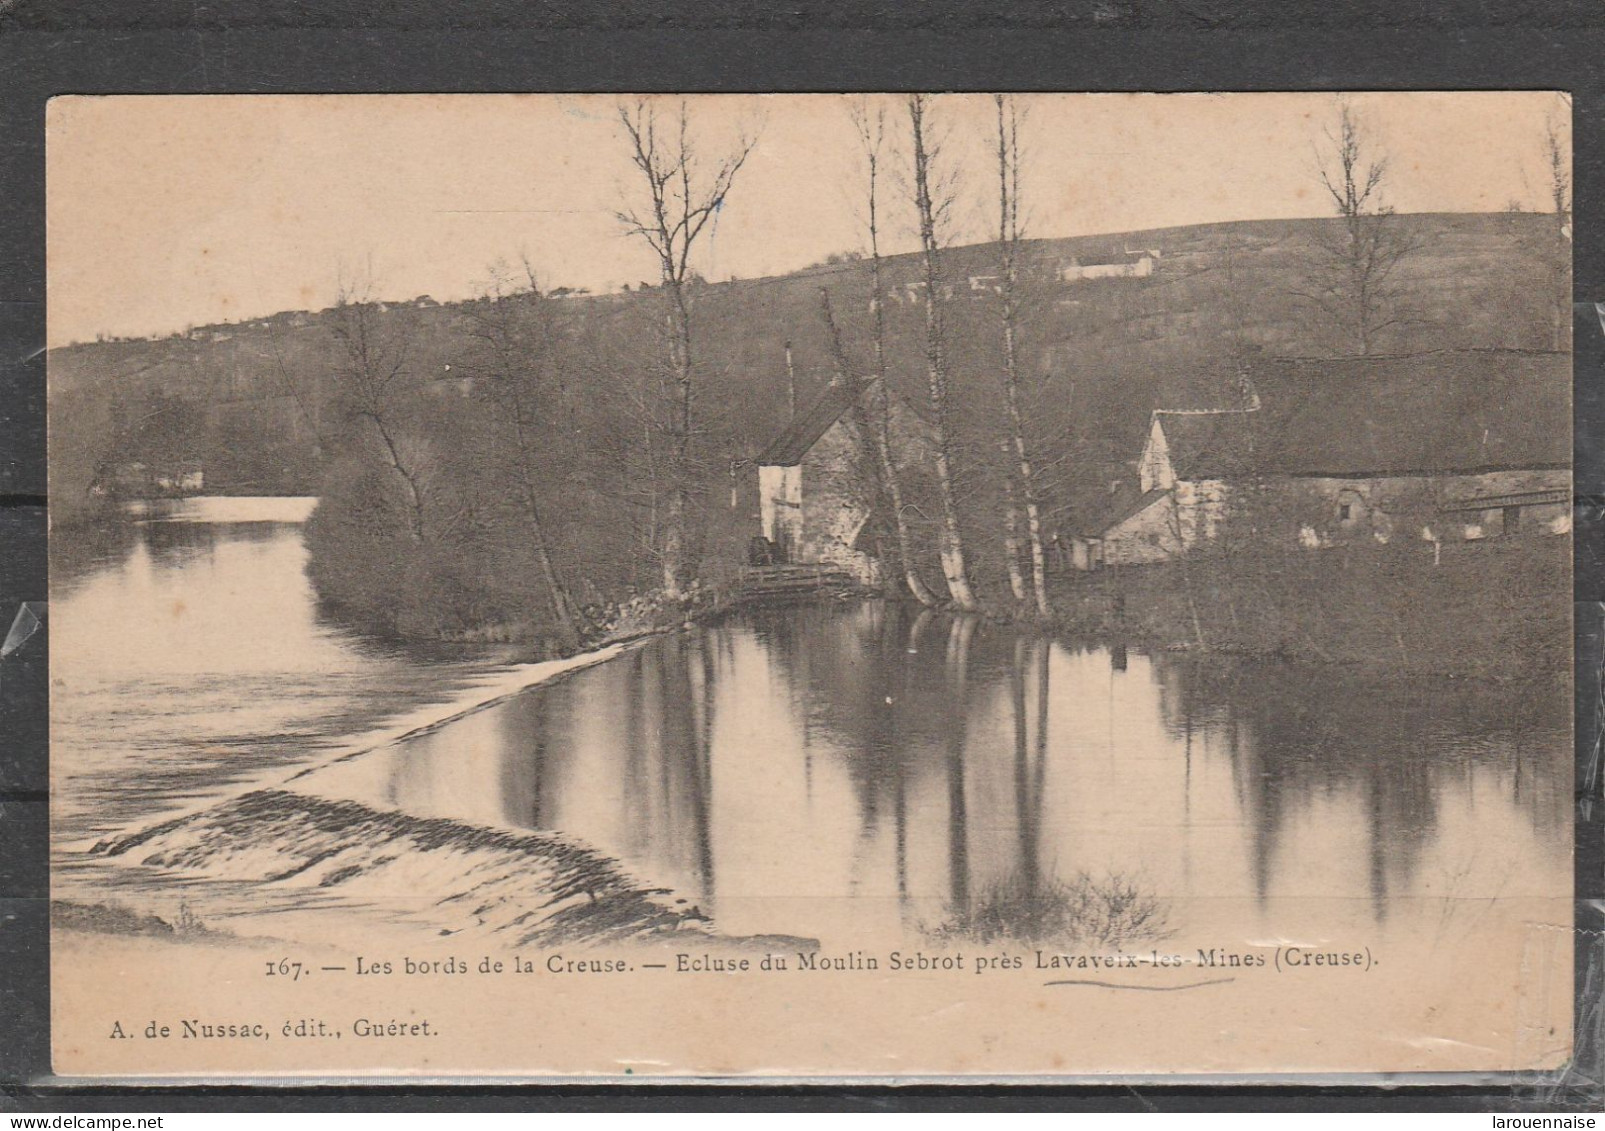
[[1, 0, 1601, 1111]]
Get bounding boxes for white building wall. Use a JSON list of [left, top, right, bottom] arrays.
[[758, 464, 803, 556], [1175, 478, 1231, 543], [1101, 494, 1181, 566], [797, 418, 880, 583], [1277, 469, 1569, 546], [1138, 418, 1173, 493], [1058, 256, 1156, 283]]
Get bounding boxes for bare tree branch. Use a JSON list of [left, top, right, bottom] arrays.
[[615, 97, 759, 595], [1303, 98, 1419, 355]]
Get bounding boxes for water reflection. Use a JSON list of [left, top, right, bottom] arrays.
[[305, 600, 1569, 949], [50, 499, 487, 847], [51, 497, 323, 597], [1148, 655, 1571, 920]]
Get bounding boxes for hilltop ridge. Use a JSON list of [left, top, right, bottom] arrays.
[[49, 210, 1564, 518]]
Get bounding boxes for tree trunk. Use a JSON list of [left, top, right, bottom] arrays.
[[929, 393, 977, 609], [1179, 548, 1207, 649], [661, 291, 695, 598], [509, 417, 580, 648], [1000, 443, 1028, 603], [994, 96, 1052, 618], [784, 339, 797, 419], [858, 103, 937, 607], [1009, 449, 1051, 615], [616, 101, 754, 603], [872, 371, 939, 606], [662, 486, 688, 597], [819, 285, 938, 606], [1023, 487, 1051, 616], [530, 511, 580, 649], [367, 412, 426, 544], [909, 96, 978, 611], [1002, 327, 1052, 618]]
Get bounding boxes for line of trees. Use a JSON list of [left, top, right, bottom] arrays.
[[275, 94, 1569, 645]]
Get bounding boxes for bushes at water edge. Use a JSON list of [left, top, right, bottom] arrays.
[[1050, 535, 1570, 679]]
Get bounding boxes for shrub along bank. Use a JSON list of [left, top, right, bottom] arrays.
[[1049, 535, 1570, 680]]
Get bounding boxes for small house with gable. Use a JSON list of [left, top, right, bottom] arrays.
[[755, 378, 934, 583], [1089, 350, 1569, 567]]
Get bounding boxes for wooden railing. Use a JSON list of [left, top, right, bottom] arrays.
[[733, 563, 862, 597]]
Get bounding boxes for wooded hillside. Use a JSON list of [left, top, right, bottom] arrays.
[[48, 211, 1567, 641]]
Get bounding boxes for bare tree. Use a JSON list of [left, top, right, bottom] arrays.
[[1545, 113, 1571, 241], [906, 93, 979, 611], [1297, 99, 1420, 356], [461, 263, 582, 648], [849, 98, 938, 607], [1542, 112, 1571, 350], [616, 99, 757, 598], [329, 272, 429, 543], [993, 95, 1052, 617]]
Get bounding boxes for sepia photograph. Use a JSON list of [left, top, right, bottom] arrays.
[[46, 91, 1573, 1079]]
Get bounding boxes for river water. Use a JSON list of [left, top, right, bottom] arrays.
[[51, 498, 1572, 956]]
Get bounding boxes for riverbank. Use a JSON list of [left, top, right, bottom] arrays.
[[304, 462, 1569, 685], [1047, 535, 1570, 680]]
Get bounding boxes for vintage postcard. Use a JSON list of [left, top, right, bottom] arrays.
[[47, 92, 1573, 1079]]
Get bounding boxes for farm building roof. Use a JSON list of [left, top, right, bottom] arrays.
[[1155, 410, 1259, 480], [756, 379, 865, 466], [1159, 350, 1569, 480], [756, 377, 930, 467], [1081, 485, 1171, 537]]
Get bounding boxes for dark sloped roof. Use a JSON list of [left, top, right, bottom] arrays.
[[757, 380, 863, 466], [1257, 351, 1569, 475], [1160, 351, 1569, 480], [759, 376, 939, 466], [1156, 410, 1258, 480], [1075, 485, 1169, 537], [755, 380, 860, 466]]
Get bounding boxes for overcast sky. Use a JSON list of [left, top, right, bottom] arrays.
[[47, 91, 1567, 347]]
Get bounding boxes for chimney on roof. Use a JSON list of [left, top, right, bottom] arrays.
[[784, 339, 796, 420]]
